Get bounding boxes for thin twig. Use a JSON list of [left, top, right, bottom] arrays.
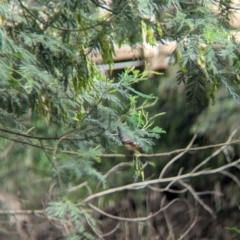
[[191, 129, 238, 173], [0, 133, 239, 159], [159, 134, 197, 178], [100, 139, 240, 158], [221, 170, 240, 188], [39, 139, 56, 170], [90, 0, 116, 13], [88, 198, 181, 222], [179, 208, 198, 240], [179, 180, 216, 218], [162, 197, 175, 240], [100, 223, 120, 237], [0, 210, 44, 215]]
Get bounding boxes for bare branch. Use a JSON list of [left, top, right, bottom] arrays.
[[99, 139, 240, 158], [162, 197, 176, 240], [159, 134, 197, 178], [0, 210, 44, 215], [0, 131, 239, 160], [179, 180, 216, 218], [179, 208, 198, 240], [221, 170, 240, 188], [191, 129, 238, 173], [84, 158, 240, 202], [100, 223, 120, 238], [88, 198, 181, 222]]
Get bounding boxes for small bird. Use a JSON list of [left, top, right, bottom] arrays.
[[117, 127, 139, 151]]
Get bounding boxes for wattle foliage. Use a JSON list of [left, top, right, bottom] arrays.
[[0, 0, 240, 239]]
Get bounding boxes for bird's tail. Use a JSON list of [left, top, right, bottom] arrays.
[[117, 127, 123, 141]]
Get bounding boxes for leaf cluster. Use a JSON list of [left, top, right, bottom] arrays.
[[0, 2, 168, 238], [164, 3, 240, 104]]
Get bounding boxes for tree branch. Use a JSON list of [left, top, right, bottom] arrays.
[[89, 0, 116, 14], [88, 198, 181, 222], [159, 134, 197, 178], [99, 139, 240, 158], [17, 0, 114, 32], [84, 158, 240, 202]]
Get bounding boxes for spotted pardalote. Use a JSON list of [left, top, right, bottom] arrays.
[[117, 127, 139, 151]]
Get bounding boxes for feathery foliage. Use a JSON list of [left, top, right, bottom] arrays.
[[0, 1, 166, 237], [0, 0, 240, 239], [164, 2, 240, 104]]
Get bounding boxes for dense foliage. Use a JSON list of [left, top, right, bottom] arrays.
[[0, 0, 240, 239]]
